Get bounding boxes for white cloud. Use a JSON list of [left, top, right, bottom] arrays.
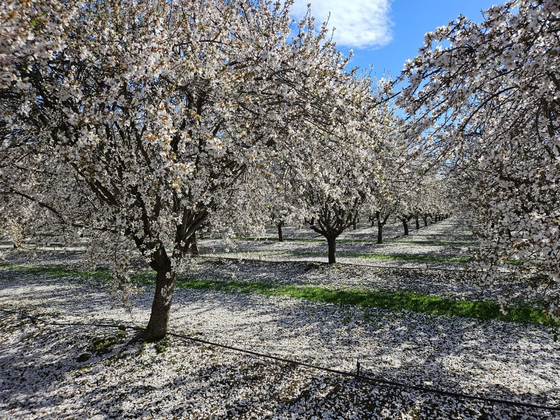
[[289, 0, 393, 49]]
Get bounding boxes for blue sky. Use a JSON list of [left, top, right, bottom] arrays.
[[290, 0, 499, 80]]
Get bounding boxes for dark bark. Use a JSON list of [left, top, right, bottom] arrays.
[[140, 208, 208, 341], [307, 200, 361, 264], [190, 234, 199, 256], [142, 246, 176, 342], [415, 214, 420, 230], [375, 211, 390, 244], [402, 218, 409, 236], [423, 215, 428, 227], [327, 235, 336, 264], [277, 221, 284, 242]]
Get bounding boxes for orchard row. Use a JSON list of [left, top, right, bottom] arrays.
[[1, 0, 558, 339]]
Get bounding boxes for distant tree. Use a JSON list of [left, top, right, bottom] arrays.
[[288, 134, 376, 263], [285, 101, 388, 263], [366, 121, 419, 242], [367, 203, 393, 244], [259, 70, 394, 263]]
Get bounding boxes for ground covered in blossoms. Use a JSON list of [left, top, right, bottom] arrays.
[[1, 218, 560, 419]]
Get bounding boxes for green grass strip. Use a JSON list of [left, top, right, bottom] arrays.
[[341, 253, 473, 263], [1, 264, 547, 325], [0, 264, 114, 281], [386, 240, 480, 246], [175, 277, 546, 325]]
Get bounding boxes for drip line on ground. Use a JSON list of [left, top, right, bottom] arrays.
[[2, 307, 559, 413]]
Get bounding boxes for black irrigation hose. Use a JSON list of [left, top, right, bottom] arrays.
[[2, 307, 559, 413], [167, 331, 560, 413]]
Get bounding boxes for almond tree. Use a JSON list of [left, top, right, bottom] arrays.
[[1, 0, 380, 339], [365, 117, 417, 243], [283, 96, 389, 263], [287, 138, 374, 264], [396, 0, 560, 314], [367, 197, 394, 244]]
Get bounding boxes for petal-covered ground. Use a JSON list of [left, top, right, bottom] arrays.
[[1, 218, 559, 419]]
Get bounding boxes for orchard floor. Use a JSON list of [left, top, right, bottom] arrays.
[[1, 218, 560, 419]]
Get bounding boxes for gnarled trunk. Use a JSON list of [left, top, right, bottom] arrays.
[[142, 246, 176, 342]]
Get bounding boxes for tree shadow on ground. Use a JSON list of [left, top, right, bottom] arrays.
[[1, 261, 559, 418], [165, 288, 560, 416]]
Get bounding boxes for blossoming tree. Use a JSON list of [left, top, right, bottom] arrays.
[[279, 83, 394, 263], [1, 0, 383, 339], [396, 0, 560, 312]]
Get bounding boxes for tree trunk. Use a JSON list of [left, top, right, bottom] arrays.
[[327, 235, 337, 264], [277, 222, 284, 242], [415, 214, 420, 230], [402, 218, 409, 236], [423, 215, 428, 227], [377, 217, 383, 244], [142, 247, 176, 342]]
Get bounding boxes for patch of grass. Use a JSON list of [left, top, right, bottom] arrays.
[[386, 240, 480, 246], [0, 264, 113, 281], [342, 253, 473, 263], [90, 330, 127, 355], [175, 277, 547, 325], [154, 336, 171, 354], [283, 251, 472, 263], [0, 263, 162, 284], [2, 263, 547, 326], [133, 270, 156, 285]]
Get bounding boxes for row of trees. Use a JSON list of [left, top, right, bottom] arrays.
[[394, 0, 559, 316], [264, 161, 454, 262], [2, 0, 558, 338], [1, 0, 420, 339]]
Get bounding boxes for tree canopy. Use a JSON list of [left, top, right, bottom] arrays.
[[396, 0, 560, 314], [1, 0, 390, 339]]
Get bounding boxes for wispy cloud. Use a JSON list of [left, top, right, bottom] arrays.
[[289, 0, 394, 49]]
